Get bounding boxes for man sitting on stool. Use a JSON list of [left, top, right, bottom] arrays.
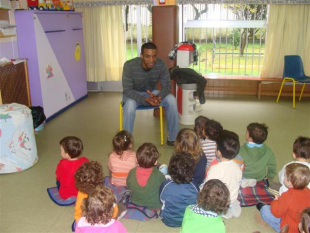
[[122, 42, 179, 146]]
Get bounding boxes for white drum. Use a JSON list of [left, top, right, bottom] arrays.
[[0, 103, 39, 174]]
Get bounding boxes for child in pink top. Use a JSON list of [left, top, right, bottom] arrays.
[[75, 184, 127, 233], [55, 136, 89, 199], [108, 130, 137, 186]]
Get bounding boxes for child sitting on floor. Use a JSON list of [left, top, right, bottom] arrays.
[[258, 163, 310, 233], [126, 143, 166, 210], [299, 208, 310, 233], [74, 161, 125, 223], [108, 130, 137, 186], [193, 116, 209, 141], [159, 152, 198, 227], [278, 136, 310, 196], [181, 179, 230, 233], [175, 128, 207, 187], [56, 136, 89, 199], [239, 123, 276, 188], [75, 184, 128, 233], [201, 130, 242, 219], [200, 119, 223, 169]]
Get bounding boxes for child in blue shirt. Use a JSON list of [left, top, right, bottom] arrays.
[[159, 152, 198, 227]]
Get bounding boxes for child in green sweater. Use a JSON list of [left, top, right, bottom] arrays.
[[239, 123, 276, 188], [126, 143, 166, 210], [181, 179, 230, 233]]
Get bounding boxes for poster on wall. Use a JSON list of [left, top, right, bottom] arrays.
[[75, 43, 81, 61], [45, 64, 54, 78]]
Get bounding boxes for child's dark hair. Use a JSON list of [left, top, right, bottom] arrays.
[[293, 136, 310, 160], [198, 179, 230, 215], [300, 208, 310, 233], [194, 116, 209, 140], [247, 123, 268, 144], [216, 130, 240, 160], [113, 130, 133, 156], [75, 161, 104, 195], [59, 136, 83, 158], [136, 143, 159, 168], [205, 119, 223, 141], [285, 163, 310, 190], [175, 128, 202, 163], [168, 152, 195, 184], [141, 42, 157, 53], [82, 184, 115, 225]]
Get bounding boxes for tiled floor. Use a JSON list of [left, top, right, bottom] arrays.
[[0, 92, 309, 233]]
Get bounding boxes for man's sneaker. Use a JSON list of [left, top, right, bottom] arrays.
[[241, 179, 257, 188], [118, 190, 131, 206], [256, 202, 265, 211], [167, 140, 175, 146]]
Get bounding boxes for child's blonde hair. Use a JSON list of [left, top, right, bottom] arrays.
[[82, 184, 115, 225], [175, 128, 202, 162], [285, 163, 310, 190]]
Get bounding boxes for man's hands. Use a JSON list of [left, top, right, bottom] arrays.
[[145, 90, 162, 106]]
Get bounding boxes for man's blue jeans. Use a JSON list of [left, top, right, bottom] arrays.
[[260, 205, 281, 232], [123, 90, 180, 141]]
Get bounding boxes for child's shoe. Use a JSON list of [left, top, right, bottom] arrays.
[[241, 178, 257, 188], [256, 202, 265, 211], [159, 164, 168, 175], [119, 190, 131, 206]]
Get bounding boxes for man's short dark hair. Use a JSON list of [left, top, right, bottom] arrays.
[[198, 179, 230, 215], [141, 42, 157, 54], [59, 136, 83, 158], [216, 130, 240, 160], [247, 123, 268, 144], [205, 119, 223, 141], [136, 143, 159, 168], [293, 136, 310, 160], [168, 152, 196, 184]]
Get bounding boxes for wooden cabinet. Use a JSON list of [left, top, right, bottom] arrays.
[[0, 60, 31, 106], [14, 11, 87, 120]]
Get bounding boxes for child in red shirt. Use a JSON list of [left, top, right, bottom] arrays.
[[55, 136, 89, 199], [258, 163, 310, 233]]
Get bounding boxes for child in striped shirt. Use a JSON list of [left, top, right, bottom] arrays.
[[194, 117, 223, 170], [108, 130, 137, 186]]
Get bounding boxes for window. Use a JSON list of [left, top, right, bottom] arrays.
[[122, 3, 268, 76], [182, 4, 267, 76]]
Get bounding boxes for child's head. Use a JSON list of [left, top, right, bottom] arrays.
[[75, 161, 104, 195], [136, 143, 159, 168], [168, 152, 196, 184], [113, 130, 133, 156], [175, 128, 202, 162], [299, 208, 310, 233], [198, 179, 230, 215], [204, 119, 223, 141], [293, 136, 310, 160], [194, 116, 209, 139], [246, 123, 268, 144], [284, 163, 310, 190], [82, 184, 115, 225], [59, 136, 83, 159], [216, 130, 240, 160]]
